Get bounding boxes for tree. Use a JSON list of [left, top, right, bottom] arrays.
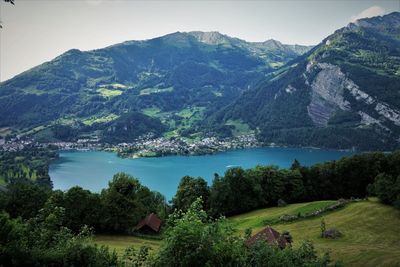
[[371, 173, 400, 208], [290, 159, 301, 170], [154, 198, 247, 267], [172, 176, 210, 212], [320, 218, 326, 237], [100, 172, 166, 233], [209, 173, 233, 216], [4, 182, 50, 220], [101, 173, 146, 232], [282, 169, 305, 202], [0, 210, 119, 266], [62, 186, 102, 232], [255, 166, 286, 205]]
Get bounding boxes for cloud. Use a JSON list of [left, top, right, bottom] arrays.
[[350, 6, 386, 22]]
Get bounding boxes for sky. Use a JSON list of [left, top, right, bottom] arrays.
[[0, 0, 399, 82]]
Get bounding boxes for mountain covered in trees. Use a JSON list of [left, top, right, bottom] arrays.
[[0, 31, 310, 142], [208, 12, 400, 150], [1, 13, 400, 151]]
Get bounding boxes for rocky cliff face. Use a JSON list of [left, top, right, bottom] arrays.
[[306, 63, 351, 126], [305, 61, 400, 133]]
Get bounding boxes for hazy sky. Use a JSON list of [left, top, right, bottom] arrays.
[[0, 0, 399, 82]]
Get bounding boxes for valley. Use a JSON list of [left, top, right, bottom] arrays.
[[1, 2, 400, 266]]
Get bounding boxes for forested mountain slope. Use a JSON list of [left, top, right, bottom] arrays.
[[208, 12, 400, 150], [0, 31, 311, 142]]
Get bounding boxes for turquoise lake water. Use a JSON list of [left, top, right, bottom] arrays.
[[49, 148, 353, 200]]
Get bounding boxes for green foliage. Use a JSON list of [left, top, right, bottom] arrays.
[[0, 147, 56, 188], [100, 112, 167, 143], [207, 13, 400, 151], [122, 245, 152, 267], [209, 166, 306, 216], [248, 240, 332, 267], [208, 151, 400, 216], [0, 210, 118, 266], [0, 170, 167, 236], [3, 182, 51, 220], [0, 31, 307, 141], [60, 186, 103, 232], [320, 218, 326, 237], [370, 173, 400, 208], [100, 173, 166, 233], [172, 176, 210, 212], [153, 198, 333, 267], [154, 198, 248, 267], [51, 124, 78, 141]]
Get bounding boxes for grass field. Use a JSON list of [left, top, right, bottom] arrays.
[[82, 114, 120, 126], [142, 107, 162, 117], [94, 235, 162, 255], [97, 88, 123, 98], [0, 127, 12, 137], [225, 119, 253, 136], [94, 199, 400, 266], [272, 199, 400, 267]]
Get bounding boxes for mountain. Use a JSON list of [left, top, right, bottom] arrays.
[[208, 12, 400, 150], [0, 31, 311, 141]]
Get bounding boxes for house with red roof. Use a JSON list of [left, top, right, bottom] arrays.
[[245, 226, 288, 249], [135, 213, 162, 233]]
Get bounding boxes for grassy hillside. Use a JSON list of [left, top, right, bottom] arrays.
[[231, 199, 400, 267], [94, 199, 400, 266], [229, 200, 337, 230]]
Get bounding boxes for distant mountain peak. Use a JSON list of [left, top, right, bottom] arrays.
[[262, 39, 285, 49], [187, 31, 232, 45], [344, 11, 400, 33]]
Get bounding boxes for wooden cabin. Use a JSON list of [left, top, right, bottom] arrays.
[[135, 213, 162, 233]]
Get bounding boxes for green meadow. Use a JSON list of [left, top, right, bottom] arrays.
[[95, 199, 400, 266]]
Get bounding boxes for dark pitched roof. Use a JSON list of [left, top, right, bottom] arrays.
[[136, 213, 162, 232], [245, 227, 287, 249]]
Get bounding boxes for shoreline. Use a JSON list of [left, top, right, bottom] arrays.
[[57, 143, 356, 159], [1, 134, 359, 158]]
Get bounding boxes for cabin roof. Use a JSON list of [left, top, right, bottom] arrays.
[[245, 226, 287, 249], [136, 213, 162, 232]]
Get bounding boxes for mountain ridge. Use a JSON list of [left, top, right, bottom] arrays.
[[208, 12, 400, 150], [1, 13, 399, 151], [0, 30, 312, 142]]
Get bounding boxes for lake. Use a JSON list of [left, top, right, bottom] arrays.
[[49, 147, 353, 200]]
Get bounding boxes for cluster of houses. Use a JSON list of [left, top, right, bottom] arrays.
[[0, 138, 32, 152], [1, 131, 261, 158], [118, 134, 261, 157]]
